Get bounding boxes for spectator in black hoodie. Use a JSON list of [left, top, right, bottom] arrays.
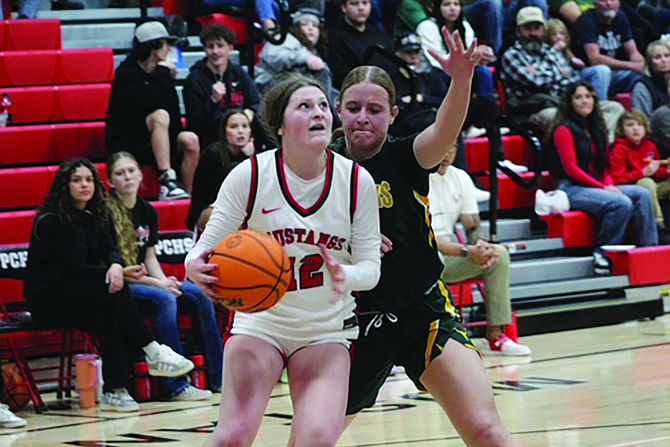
[[183, 25, 263, 151], [105, 21, 199, 201]]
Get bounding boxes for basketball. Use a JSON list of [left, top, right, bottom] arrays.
[[2, 363, 30, 411], [208, 230, 292, 313]]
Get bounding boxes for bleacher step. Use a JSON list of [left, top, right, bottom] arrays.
[[508, 275, 630, 300], [516, 293, 664, 336], [510, 256, 596, 283], [33, 7, 164, 21], [61, 23, 135, 49]]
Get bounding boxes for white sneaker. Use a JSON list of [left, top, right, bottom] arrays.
[[464, 126, 487, 139], [0, 404, 26, 428], [158, 169, 190, 201], [146, 344, 194, 378], [499, 159, 529, 173], [593, 252, 612, 276], [100, 388, 140, 412], [480, 335, 532, 356], [474, 188, 491, 202], [170, 384, 212, 402]]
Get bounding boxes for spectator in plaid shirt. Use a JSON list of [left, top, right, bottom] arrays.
[[501, 6, 623, 139]]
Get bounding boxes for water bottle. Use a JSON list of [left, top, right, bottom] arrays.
[[0, 93, 12, 127]]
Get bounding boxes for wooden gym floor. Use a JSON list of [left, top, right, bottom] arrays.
[[2, 314, 670, 447]]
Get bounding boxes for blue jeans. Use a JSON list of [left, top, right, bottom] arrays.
[[465, 0, 503, 54], [579, 65, 611, 101], [608, 69, 643, 96], [130, 282, 223, 396], [474, 65, 495, 96], [558, 180, 659, 249]]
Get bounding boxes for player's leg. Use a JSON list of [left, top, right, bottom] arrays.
[[204, 335, 284, 447], [420, 341, 519, 446], [286, 343, 351, 447]]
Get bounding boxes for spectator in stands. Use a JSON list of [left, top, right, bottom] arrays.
[[571, 0, 645, 95], [632, 39, 670, 117], [650, 77, 670, 155], [105, 20, 199, 201], [106, 152, 223, 397], [184, 24, 265, 152], [548, 81, 658, 274], [255, 8, 339, 106], [23, 158, 194, 412], [186, 110, 256, 231], [501, 7, 624, 140], [429, 145, 532, 356], [610, 110, 670, 238], [328, 0, 394, 89]]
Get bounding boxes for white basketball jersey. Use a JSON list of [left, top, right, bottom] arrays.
[[231, 149, 361, 344]]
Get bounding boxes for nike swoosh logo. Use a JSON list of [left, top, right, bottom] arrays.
[[262, 207, 280, 215]]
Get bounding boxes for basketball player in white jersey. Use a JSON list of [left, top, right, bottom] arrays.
[[185, 74, 381, 447]]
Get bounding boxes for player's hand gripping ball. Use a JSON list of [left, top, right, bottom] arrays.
[[208, 230, 292, 313]]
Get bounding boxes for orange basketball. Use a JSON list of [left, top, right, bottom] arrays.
[[2, 363, 30, 411], [208, 230, 292, 313]]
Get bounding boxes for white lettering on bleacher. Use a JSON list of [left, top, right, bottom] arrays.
[[154, 237, 194, 257], [0, 250, 28, 270]]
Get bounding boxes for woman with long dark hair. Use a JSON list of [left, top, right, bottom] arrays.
[[549, 81, 658, 274], [24, 159, 194, 412]]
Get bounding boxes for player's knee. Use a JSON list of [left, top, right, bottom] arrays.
[[212, 424, 256, 447], [464, 415, 509, 446], [295, 425, 340, 447]]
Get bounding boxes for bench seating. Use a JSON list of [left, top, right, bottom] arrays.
[[0, 49, 113, 87], [0, 19, 61, 51], [605, 246, 670, 286], [0, 84, 110, 124], [0, 199, 189, 246], [540, 211, 598, 248], [0, 122, 106, 165], [478, 171, 555, 210], [0, 164, 162, 209], [464, 135, 533, 174]]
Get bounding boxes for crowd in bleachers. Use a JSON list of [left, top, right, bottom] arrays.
[[2, 0, 670, 434]]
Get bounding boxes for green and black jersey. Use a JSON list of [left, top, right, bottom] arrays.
[[332, 134, 443, 313]]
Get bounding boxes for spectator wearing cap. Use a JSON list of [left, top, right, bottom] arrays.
[[183, 24, 265, 152], [501, 7, 624, 139], [571, 0, 644, 95], [254, 8, 339, 107], [390, 32, 450, 137], [328, 0, 394, 89], [105, 20, 199, 200]]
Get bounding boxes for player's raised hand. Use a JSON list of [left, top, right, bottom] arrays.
[[427, 28, 481, 82]]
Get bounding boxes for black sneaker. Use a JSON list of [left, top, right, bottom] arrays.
[[593, 252, 612, 276], [158, 169, 190, 201]]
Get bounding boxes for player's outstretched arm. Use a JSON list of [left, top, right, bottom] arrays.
[[414, 28, 481, 170]]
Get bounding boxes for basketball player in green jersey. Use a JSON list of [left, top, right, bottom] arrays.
[[332, 28, 521, 446]]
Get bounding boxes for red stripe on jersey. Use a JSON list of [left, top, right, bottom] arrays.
[[241, 155, 259, 229], [275, 149, 334, 217]]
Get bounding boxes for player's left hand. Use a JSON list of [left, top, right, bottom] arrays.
[[319, 244, 346, 301], [428, 28, 481, 83]]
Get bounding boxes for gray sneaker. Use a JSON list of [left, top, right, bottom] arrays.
[[146, 344, 194, 378], [158, 169, 190, 201], [100, 388, 140, 412], [0, 404, 26, 428], [170, 385, 212, 402]]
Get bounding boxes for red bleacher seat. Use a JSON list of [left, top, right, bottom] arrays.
[[478, 171, 555, 209], [0, 200, 189, 246], [0, 165, 57, 209], [0, 50, 59, 86], [56, 49, 113, 84], [613, 93, 632, 111], [540, 211, 598, 248], [0, 122, 106, 165], [197, 14, 247, 42], [0, 49, 113, 87], [465, 135, 532, 173], [1, 19, 61, 51], [605, 246, 670, 286], [0, 84, 110, 124]]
